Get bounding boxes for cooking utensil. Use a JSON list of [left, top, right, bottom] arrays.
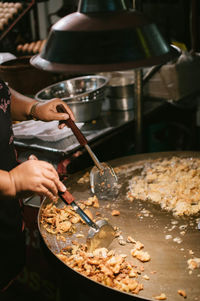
[[59, 189, 115, 252], [57, 104, 119, 200], [38, 151, 200, 301]]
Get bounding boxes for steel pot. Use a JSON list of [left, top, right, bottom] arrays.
[[99, 71, 135, 111]]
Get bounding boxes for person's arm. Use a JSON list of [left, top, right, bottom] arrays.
[[0, 159, 66, 200], [10, 88, 75, 123], [0, 170, 15, 199], [10, 88, 37, 121]]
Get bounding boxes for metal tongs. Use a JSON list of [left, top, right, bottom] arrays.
[[59, 189, 115, 252], [57, 104, 119, 200]]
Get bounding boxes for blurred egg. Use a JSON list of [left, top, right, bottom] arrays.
[[15, 2, 23, 10], [0, 22, 4, 31], [4, 13, 12, 20], [3, 2, 9, 8], [8, 7, 18, 14], [17, 44, 23, 51], [1, 17, 8, 25], [3, 7, 10, 13], [8, 3, 14, 7]]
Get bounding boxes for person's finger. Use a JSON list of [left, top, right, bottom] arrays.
[[28, 154, 38, 160], [58, 122, 66, 129], [43, 178, 58, 196], [61, 104, 75, 121], [52, 112, 70, 121], [41, 167, 66, 193], [53, 100, 75, 121], [41, 168, 59, 183], [39, 161, 60, 179], [51, 175, 66, 193], [38, 186, 55, 201], [57, 180, 66, 193]]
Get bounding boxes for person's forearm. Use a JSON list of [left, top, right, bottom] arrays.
[[10, 88, 38, 121], [0, 170, 15, 199]]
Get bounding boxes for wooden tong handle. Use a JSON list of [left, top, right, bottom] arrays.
[[58, 189, 75, 205], [56, 104, 88, 146]]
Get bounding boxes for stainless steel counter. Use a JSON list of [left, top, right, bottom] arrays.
[[14, 98, 162, 156]]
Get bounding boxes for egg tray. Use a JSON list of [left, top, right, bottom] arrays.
[[16, 39, 46, 55], [0, 1, 35, 41]]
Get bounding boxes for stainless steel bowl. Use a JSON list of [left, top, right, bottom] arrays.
[[35, 75, 108, 122]]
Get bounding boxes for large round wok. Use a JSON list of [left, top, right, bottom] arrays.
[[38, 151, 200, 301]]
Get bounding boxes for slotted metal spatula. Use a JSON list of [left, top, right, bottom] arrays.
[[57, 104, 119, 200], [59, 189, 115, 252]]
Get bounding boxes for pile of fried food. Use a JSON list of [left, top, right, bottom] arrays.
[[57, 243, 144, 295], [40, 195, 99, 237], [40, 202, 81, 236], [40, 195, 151, 297], [127, 156, 200, 216]]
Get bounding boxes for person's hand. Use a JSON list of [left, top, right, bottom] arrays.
[[33, 98, 75, 128], [9, 159, 66, 201]]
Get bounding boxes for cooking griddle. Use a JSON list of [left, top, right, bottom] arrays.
[[38, 151, 200, 301]]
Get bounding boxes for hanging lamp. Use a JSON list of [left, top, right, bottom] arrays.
[[31, 0, 180, 153], [30, 0, 180, 73]]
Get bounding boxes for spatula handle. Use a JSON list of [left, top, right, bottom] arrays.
[[56, 104, 88, 146], [57, 104, 102, 170]]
